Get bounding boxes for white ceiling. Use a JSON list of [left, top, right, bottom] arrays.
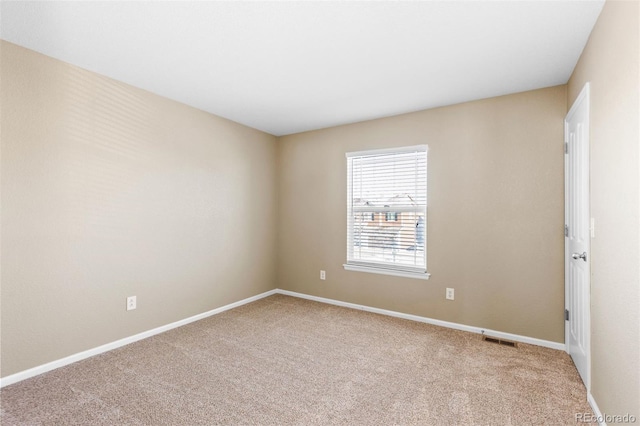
[[1, 1, 604, 136]]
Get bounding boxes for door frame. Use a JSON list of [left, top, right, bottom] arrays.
[[564, 82, 591, 391]]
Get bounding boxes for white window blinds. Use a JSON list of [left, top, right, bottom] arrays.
[[346, 145, 428, 276]]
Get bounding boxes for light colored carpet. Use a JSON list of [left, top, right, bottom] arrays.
[[1, 294, 594, 425]]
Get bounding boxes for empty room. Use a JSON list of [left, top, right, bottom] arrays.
[[1, 0, 638, 424]]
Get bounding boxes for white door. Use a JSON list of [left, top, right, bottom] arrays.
[[564, 83, 591, 390]]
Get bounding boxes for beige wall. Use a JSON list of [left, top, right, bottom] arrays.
[[277, 85, 567, 343], [0, 41, 278, 377], [568, 0, 640, 417]]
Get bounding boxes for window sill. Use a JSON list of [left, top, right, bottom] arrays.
[[343, 264, 431, 280]]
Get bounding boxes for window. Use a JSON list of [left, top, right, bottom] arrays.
[[344, 145, 429, 279]]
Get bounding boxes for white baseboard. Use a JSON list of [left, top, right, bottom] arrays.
[[0, 289, 278, 388], [588, 393, 606, 426], [275, 289, 566, 351], [1, 287, 565, 388]]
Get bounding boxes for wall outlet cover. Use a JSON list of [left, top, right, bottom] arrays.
[[127, 296, 137, 311], [446, 288, 455, 300]]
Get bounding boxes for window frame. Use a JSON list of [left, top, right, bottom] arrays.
[[343, 145, 430, 280]]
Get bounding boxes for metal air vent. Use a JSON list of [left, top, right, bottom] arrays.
[[482, 335, 518, 348]]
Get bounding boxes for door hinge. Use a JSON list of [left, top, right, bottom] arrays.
[[565, 309, 570, 321], [564, 142, 568, 154], [564, 224, 569, 237]]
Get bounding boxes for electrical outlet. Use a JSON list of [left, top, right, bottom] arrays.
[[320, 270, 326, 280], [127, 296, 137, 311], [446, 288, 454, 300]]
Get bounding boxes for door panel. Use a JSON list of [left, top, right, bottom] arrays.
[[565, 83, 590, 390]]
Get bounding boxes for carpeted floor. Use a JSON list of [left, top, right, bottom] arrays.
[[1, 294, 594, 425]]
